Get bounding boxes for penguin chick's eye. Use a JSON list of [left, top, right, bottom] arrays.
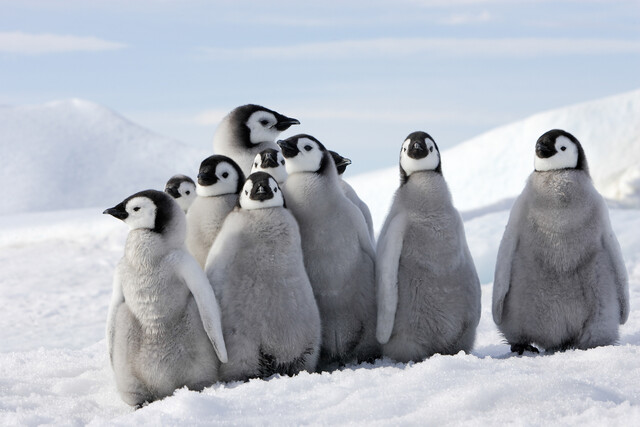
[[254, 162, 258, 167], [561, 146, 566, 151], [280, 160, 285, 165], [430, 147, 434, 152], [245, 190, 249, 195], [133, 207, 140, 212], [222, 172, 229, 179], [185, 191, 190, 195], [403, 148, 407, 152], [274, 187, 278, 193], [304, 145, 312, 151], [260, 119, 269, 126]]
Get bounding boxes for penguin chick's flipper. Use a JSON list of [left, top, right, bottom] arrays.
[[510, 343, 540, 355]]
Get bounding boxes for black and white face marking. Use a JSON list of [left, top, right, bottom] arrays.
[[245, 109, 300, 145], [196, 155, 244, 197], [534, 129, 582, 172], [239, 172, 284, 210], [104, 190, 175, 233], [329, 150, 352, 176], [165, 175, 196, 212], [277, 135, 327, 174], [251, 149, 288, 184], [400, 131, 441, 178]]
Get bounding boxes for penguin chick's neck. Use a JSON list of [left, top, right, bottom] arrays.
[[530, 169, 593, 208], [125, 229, 178, 270], [400, 170, 452, 210]]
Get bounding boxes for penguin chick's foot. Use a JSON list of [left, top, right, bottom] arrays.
[[510, 343, 540, 355]]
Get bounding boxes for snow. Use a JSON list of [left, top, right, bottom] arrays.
[[1, 90, 640, 425]]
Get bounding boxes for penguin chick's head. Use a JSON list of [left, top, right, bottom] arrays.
[[534, 129, 588, 173], [329, 150, 352, 176], [277, 134, 331, 175], [251, 148, 288, 184], [399, 131, 441, 183], [165, 174, 196, 211], [104, 190, 177, 233], [196, 155, 245, 197], [225, 104, 300, 148], [239, 172, 285, 210]]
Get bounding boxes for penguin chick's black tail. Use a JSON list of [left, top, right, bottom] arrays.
[[258, 347, 314, 378]]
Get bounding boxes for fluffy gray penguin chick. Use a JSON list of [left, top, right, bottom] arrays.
[[165, 174, 196, 213], [492, 129, 629, 354], [376, 131, 481, 362], [104, 189, 227, 407], [185, 155, 244, 268], [329, 150, 375, 243], [204, 172, 321, 382], [250, 148, 288, 185], [278, 134, 380, 370], [212, 104, 299, 177]]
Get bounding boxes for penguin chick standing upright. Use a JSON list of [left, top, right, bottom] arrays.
[[250, 148, 288, 185], [329, 150, 375, 242], [278, 134, 380, 370], [212, 104, 300, 177], [493, 129, 629, 354], [376, 132, 481, 362], [165, 174, 196, 213], [186, 155, 245, 268], [205, 172, 321, 382], [104, 190, 227, 407]]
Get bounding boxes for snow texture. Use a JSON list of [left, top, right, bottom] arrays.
[[1, 90, 640, 425]]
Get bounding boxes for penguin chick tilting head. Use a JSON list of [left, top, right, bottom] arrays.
[[277, 134, 331, 175], [329, 150, 352, 176], [534, 129, 588, 173], [104, 190, 176, 233], [239, 172, 285, 210], [250, 149, 287, 184], [196, 155, 245, 197], [164, 174, 196, 212], [399, 131, 441, 183]]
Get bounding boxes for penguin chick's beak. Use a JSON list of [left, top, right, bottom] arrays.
[[261, 152, 279, 168], [165, 186, 181, 198], [197, 172, 218, 186], [277, 139, 300, 158], [251, 183, 274, 201], [336, 157, 352, 169], [274, 115, 300, 131], [103, 206, 128, 221], [535, 140, 556, 159], [407, 140, 428, 159]]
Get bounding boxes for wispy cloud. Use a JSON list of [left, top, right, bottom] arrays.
[[199, 37, 640, 60], [0, 32, 126, 54]]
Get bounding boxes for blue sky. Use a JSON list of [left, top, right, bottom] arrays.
[[1, 0, 639, 173]]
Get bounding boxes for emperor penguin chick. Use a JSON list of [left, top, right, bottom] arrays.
[[376, 132, 481, 362], [104, 190, 227, 407], [186, 155, 245, 268], [493, 129, 629, 354], [165, 174, 196, 213], [250, 148, 288, 185], [329, 150, 375, 242], [205, 172, 321, 382], [212, 104, 300, 177], [278, 134, 380, 370]]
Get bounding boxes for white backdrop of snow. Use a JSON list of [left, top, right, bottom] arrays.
[[1, 90, 640, 425]]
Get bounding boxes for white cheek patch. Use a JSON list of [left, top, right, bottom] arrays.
[[239, 178, 285, 210], [400, 139, 440, 176], [251, 161, 288, 185], [196, 163, 240, 197], [534, 136, 579, 171], [247, 111, 280, 145], [284, 138, 324, 174], [176, 182, 196, 212], [123, 197, 156, 230]]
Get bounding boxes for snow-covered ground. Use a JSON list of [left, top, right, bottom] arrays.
[[1, 91, 640, 425]]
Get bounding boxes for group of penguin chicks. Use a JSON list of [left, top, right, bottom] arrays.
[[104, 104, 629, 408]]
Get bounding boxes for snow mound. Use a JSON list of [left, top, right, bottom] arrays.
[[348, 89, 640, 222], [0, 99, 209, 215]]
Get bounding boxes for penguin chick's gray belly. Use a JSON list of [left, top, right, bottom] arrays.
[[186, 194, 237, 267]]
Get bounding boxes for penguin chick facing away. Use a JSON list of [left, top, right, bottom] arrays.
[[186, 155, 245, 268], [165, 174, 196, 213], [278, 134, 380, 370], [104, 190, 227, 407], [204, 172, 321, 382], [212, 104, 299, 177], [493, 129, 629, 355], [376, 132, 481, 362], [250, 148, 288, 185], [329, 150, 375, 243]]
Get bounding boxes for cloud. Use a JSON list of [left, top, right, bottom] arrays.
[[0, 32, 126, 54], [200, 37, 640, 60]]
